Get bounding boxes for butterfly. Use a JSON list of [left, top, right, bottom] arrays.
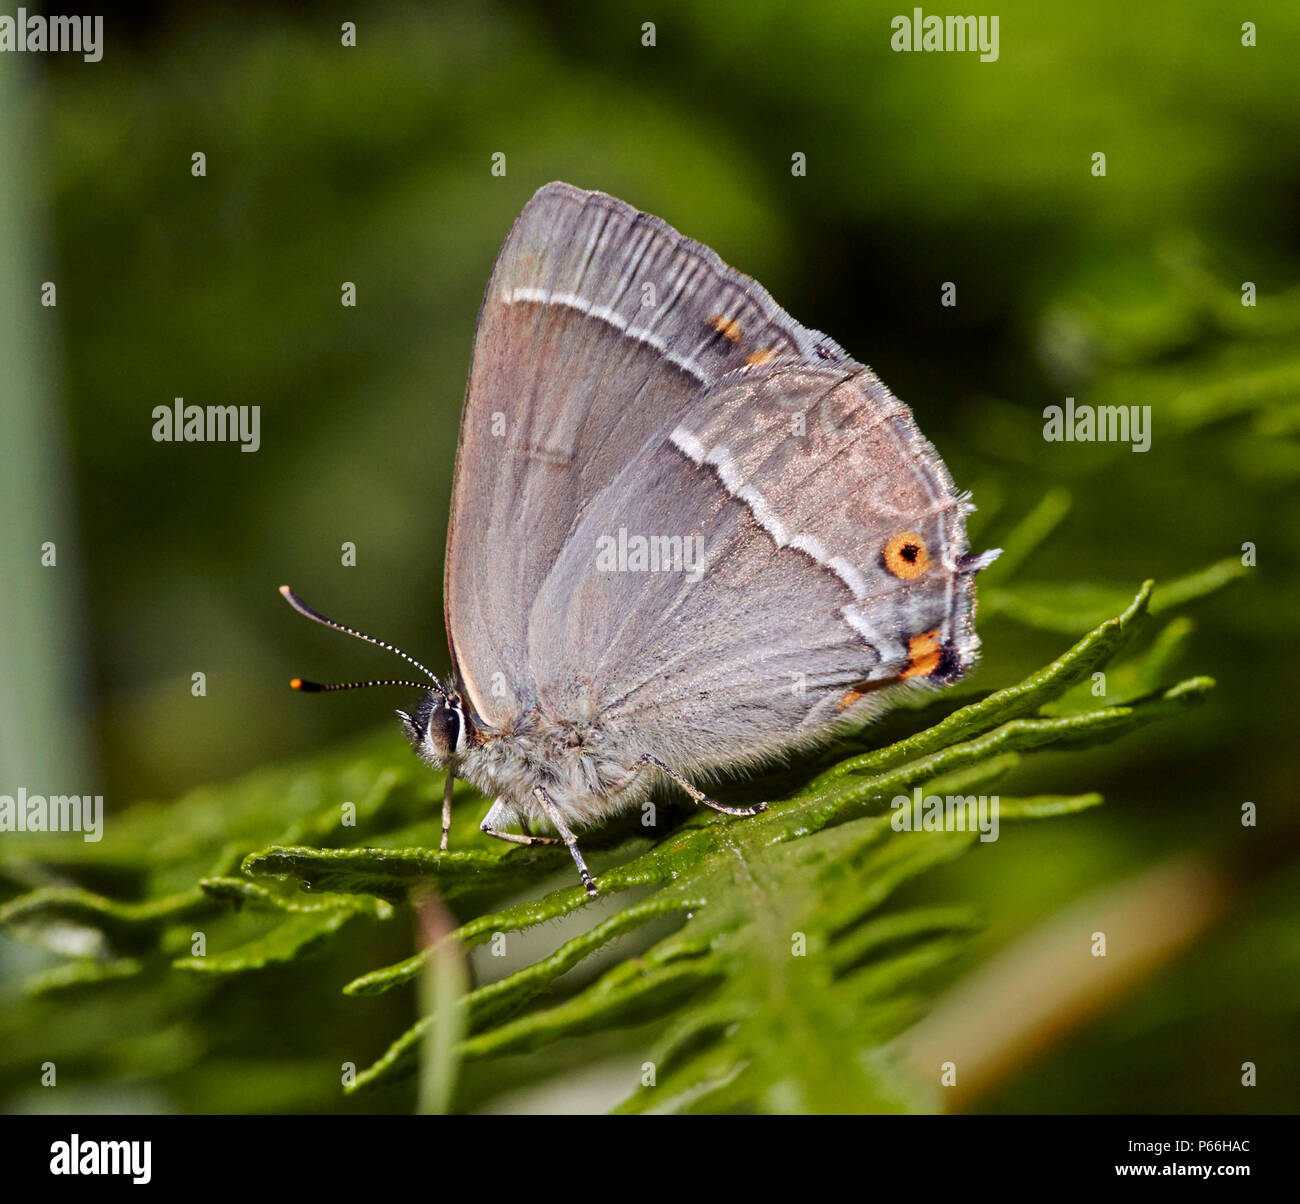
[[283, 182, 998, 897]]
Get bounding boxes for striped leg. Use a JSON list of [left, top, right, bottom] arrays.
[[479, 798, 562, 846], [532, 786, 598, 899], [637, 753, 767, 818]]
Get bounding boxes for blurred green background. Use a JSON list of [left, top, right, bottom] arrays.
[[1, 0, 1297, 1113]]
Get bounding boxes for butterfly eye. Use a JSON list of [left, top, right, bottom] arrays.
[[439, 703, 463, 752], [883, 531, 931, 580], [425, 699, 468, 760]]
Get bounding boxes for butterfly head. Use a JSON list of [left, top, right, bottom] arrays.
[[397, 688, 471, 768]]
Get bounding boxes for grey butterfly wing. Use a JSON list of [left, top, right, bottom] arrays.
[[446, 182, 848, 727], [525, 359, 992, 773]]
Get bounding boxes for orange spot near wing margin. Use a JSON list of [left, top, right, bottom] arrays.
[[708, 313, 742, 342], [901, 629, 943, 680]]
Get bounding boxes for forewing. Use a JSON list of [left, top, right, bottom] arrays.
[[446, 182, 848, 726]]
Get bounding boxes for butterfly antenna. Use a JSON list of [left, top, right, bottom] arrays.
[[279, 585, 440, 686], [290, 677, 434, 693]]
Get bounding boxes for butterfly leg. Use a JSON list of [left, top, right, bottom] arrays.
[[440, 770, 456, 851], [479, 798, 562, 846], [532, 786, 599, 899], [637, 753, 767, 818]]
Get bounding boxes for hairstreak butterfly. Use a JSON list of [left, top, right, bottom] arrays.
[[283, 182, 999, 897]]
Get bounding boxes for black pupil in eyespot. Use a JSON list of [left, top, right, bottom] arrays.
[[901, 544, 919, 563]]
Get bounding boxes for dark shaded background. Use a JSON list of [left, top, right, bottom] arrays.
[[2, 1, 1297, 1113]]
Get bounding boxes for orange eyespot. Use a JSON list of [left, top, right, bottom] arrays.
[[745, 348, 775, 365], [883, 531, 930, 580], [708, 313, 742, 342], [900, 629, 943, 680]]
